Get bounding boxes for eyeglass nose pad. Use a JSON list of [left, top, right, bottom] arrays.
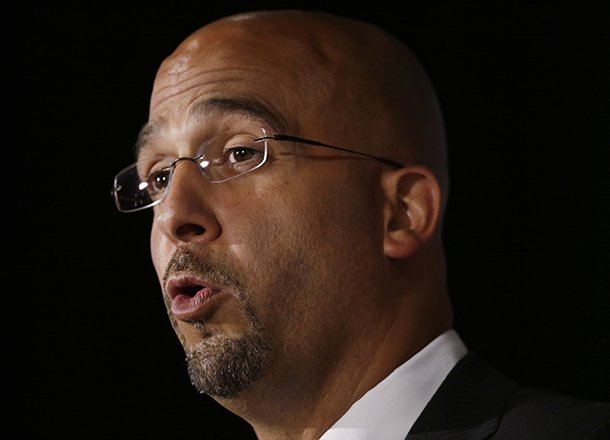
[[170, 156, 200, 167], [161, 156, 208, 201], [173, 156, 212, 180]]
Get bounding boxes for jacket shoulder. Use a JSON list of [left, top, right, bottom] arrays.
[[407, 352, 610, 439], [493, 386, 610, 439]]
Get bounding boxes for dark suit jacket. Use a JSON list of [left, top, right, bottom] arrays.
[[406, 353, 610, 439]]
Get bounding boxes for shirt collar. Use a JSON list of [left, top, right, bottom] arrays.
[[319, 329, 468, 440]]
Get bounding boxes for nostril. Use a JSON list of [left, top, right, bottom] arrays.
[[176, 223, 206, 237]]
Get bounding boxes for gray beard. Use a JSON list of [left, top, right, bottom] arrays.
[[185, 321, 270, 397]]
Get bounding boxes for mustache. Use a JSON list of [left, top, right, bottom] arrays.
[[162, 247, 245, 293]]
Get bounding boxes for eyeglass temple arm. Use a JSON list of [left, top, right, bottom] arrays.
[[264, 134, 404, 168]]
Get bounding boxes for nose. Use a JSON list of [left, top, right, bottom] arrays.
[[153, 160, 221, 245]]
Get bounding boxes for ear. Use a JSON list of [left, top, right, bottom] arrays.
[[382, 165, 443, 258]]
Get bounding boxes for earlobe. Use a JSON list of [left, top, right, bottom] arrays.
[[382, 166, 442, 259]]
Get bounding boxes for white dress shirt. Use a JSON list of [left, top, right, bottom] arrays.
[[319, 329, 468, 440]]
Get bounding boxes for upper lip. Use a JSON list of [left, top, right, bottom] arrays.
[[165, 275, 217, 300]]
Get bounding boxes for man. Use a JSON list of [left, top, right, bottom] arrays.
[[111, 9, 609, 439]]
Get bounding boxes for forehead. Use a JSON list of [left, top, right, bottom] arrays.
[[136, 97, 288, 155], [150, 23, 332, 114], [143, 19, 354, 148]]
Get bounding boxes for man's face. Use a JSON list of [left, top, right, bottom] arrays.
[[145, 23, 389, 399]]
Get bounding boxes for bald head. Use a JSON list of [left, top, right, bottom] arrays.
[[152, 9, 448, 196]]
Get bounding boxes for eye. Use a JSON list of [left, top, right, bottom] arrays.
[[146, 168, 171, 195], [135, 154, 173, 196], [226, 146, 261, 164], [222, 137, 265, 174]]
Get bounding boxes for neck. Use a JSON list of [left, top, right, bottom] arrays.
[[216, 248, 452, 440], [216, 305, 451, 438]]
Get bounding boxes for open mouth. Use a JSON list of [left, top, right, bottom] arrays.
[[170, 283, 206, 299], [166, 276, 221, 319]]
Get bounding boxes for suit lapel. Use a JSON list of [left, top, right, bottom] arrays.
[[405, 353, 519, 440]]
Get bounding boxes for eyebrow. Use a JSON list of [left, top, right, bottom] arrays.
[[134, 97, 288, 156]]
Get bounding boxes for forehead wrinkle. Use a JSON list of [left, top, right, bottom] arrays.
[[188, 97, 288, 134], [134, 97, 289, 158]]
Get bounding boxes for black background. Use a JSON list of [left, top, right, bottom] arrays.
[[20, 1, 609, 438]]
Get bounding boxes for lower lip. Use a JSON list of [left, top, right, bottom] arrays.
[[171, 287, 220, 319]]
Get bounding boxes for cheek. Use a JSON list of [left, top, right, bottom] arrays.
[[248, 179, 381, 300], [150, 224, 167, 283]]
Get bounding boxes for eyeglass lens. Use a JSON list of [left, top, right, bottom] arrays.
[[112, 131, 269, 212]]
